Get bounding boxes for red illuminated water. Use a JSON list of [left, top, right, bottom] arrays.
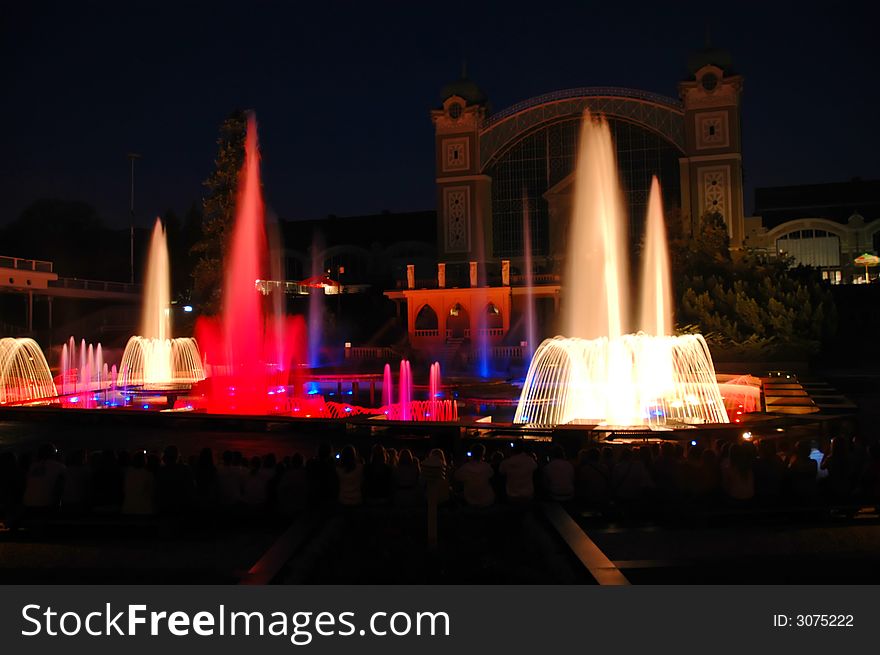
[[194, 114, 308, 414]]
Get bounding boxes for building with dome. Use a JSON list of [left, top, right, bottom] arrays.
[[385, 49, 751, 359]]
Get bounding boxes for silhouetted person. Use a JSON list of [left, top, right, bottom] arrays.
[[336, 445, 364, 507], [91, 449, 123, 511], [307, 442, 338, 509], [454, 444, 494, 507], [499, 442, 537, 502], [157, 445, 194, 514], [754, 439, 786, 502], [489, 450, 506, 502], [61, 449, 89, 512], [392, 448, 421, 506], [696, 449, 721, 502], [217, 450, 243, 507], [277, 453, 308, 516], [363, 444, 393, 504], [820, 436, 853, 502], [612, 447, 653, 505], [242, 456, 270, 508], [680, 445, 703, 499], [262, 453, 281, 509], [787, 440, 818, 503], [653, 442, 681, 501], [23, 443, 66, 511], [542, 445, 574, 501], [723, 443, 755, 503], [122, 451, 157, 515], [193, 447, 219, 510], [421, 449, 450, 504], [575, 448, 609, 507]]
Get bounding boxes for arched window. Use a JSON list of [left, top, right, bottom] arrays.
[[486, 302, 503, 329], [415, 305, 438, 331], [447, 303, 470, 338]]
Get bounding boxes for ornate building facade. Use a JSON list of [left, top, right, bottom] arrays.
[[387, 50, 749, 358]]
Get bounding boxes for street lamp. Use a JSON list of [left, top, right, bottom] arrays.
[[127, 152, 142, 284]]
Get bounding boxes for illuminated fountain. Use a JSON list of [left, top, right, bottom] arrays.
[[382, 363, 394, 406], [515, 112, 728, 427], [58, 336, 116, 399], [194, 113, 307, 414], [373, 360, 457, 422], [118, 219, 205, 387], [0, 337, 58, 405]]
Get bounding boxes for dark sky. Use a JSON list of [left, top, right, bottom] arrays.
[[1, 0, 877, 229]]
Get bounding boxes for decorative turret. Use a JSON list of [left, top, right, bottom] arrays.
[[678, 43, 745, 248], [431, 66, 492, 262]]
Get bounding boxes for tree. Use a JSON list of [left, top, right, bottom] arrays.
[[191, 110, 247, 313]]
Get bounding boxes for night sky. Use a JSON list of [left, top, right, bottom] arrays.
[[2, 1, 877, 230]]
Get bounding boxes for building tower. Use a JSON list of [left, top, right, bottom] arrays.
[[431, 72, 492, 266], [678, 47, 746, 247]]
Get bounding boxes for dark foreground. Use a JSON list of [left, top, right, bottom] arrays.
[[2, 393, 879, 584]]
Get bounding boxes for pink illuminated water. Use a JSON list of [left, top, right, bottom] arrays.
[[399, 359, 412, 421], [374, 359, 455, 421], [58, 336, 110, 397], [382, 363, 393, 406]]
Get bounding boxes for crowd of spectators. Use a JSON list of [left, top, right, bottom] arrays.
[[573, 436, 880, 512], [2, 435, 879, 526]]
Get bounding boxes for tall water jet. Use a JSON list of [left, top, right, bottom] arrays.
[[60, 342, 69, 395], [266, 210, 288, 378], [522, 194, 537, 358], [563, 111, 629, 339], [639, 176, 674, 336], [399, 359, 412, 421], [307, 233, 324, 369], [516, 111, 728, 426], [194, 113, 308, 413], [221, 113, 269, 411], [382, 363, 393, 407], [118, 218, 204, 386], [141, 219, 171, 341], [428, 361, 441, 418]]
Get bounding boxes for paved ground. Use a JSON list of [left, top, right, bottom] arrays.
[[572, 509, 880, 584]]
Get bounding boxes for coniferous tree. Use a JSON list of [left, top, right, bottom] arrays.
[[192, 110, 247, 313]]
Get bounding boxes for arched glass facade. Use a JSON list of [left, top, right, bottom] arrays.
[[486, 117, 682, 258]]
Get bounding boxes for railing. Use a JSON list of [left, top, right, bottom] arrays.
[[48, 278, 140, 294], [476, 328, 504, 337], [397, 272, 561, 289], [510, 273, 560, 285], [468, 346, 527, 361], [256, 279, 310, 295], [345, 346, 395, 360], [0, 255, 54, 273], [414, 329, 439, 337]]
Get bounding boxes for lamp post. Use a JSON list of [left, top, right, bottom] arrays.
[[127, 153, 142, 284]]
